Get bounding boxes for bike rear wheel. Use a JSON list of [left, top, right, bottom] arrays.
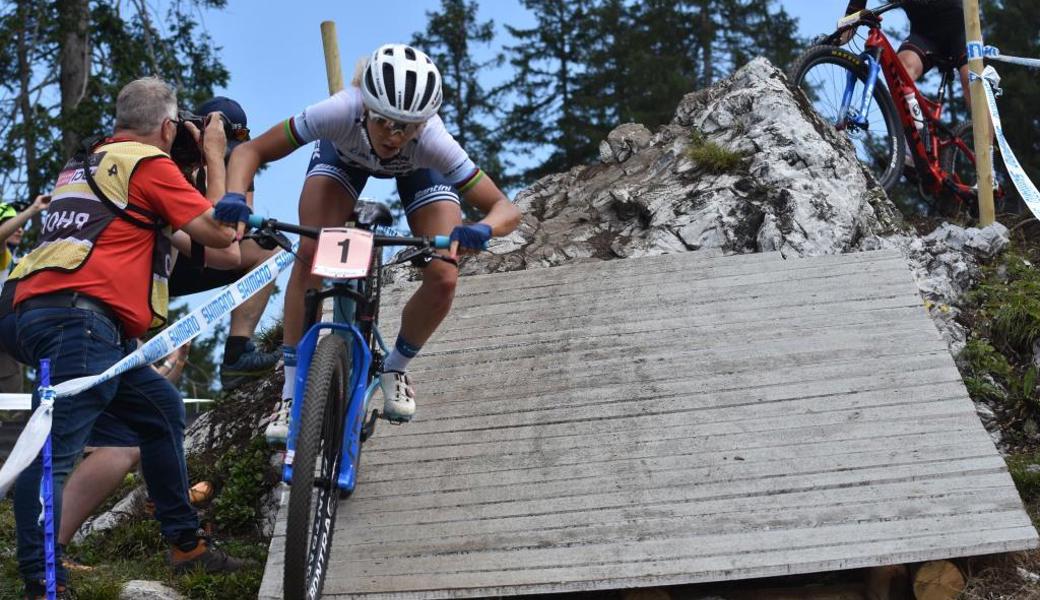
[[939, 120, 1010, 215], [284, 335, 351, 600], [790, 45, 904, 191]]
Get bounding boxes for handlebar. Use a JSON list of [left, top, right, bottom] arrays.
[[247, 215, 450, 249]]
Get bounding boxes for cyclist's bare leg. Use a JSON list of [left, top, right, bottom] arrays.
[[59, 446, 140, 545], [282, 177, 356, 347], [897, 49, 925, 80], [398, 201, 463, 348]]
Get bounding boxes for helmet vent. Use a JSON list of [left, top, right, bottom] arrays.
[[404, 47, 416, 61], [418, 73, 436, 111], [364, 68, 378, 98], [404, 71, 417, 110], [382, 63, 396, 104]]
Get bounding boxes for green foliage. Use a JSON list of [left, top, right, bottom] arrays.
[[210, 437, 275, 534], [959, 244, 1040, 436], [686, 131, 743, 174], [175, 568, 263, 600], [500, 0, 801, 184], [411, 0, 508, 191], [0, 0, 229, 212], [1008, 452, 1040, 502]]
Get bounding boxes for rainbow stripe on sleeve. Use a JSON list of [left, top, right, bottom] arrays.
[[457, 168, 485, 194], [283, 118, 304, 150]]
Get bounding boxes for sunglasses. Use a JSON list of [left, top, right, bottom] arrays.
[[367, 111, 423, 137]]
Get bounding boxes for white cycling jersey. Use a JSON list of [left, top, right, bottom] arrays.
[[288, 87, 479, 186]]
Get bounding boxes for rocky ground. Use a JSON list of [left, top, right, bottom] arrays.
[[3, 57, 1040, 599]]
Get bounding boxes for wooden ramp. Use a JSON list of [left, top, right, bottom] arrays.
[[260, 249, 1038, 599]]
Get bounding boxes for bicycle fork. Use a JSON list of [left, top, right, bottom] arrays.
[[284, 288, 373, 495], [839, 52, 881, 131]]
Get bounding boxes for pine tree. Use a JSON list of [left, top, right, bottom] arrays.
[[980, 0, 1039, 197], [411, 0, 508, 188], [501, 0, 596, 182], [0, 0, 229, 219], [502, 0, 802, 183]]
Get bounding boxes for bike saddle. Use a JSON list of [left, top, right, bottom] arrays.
[[352, 201, 394, 229]]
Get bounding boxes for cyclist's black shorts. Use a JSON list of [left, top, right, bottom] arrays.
[[900, 2, 967, 71], [168, 245, 244, 296]]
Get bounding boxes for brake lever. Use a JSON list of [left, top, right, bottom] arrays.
[[384, 247, 459, 269], [245, 229, 292, 253]]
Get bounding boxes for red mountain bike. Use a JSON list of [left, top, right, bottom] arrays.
[[790, 0, 1002, 212]]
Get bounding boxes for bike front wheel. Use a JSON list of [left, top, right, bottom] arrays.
[[789, 45, 905, 191], [284, 335, 351, 600]]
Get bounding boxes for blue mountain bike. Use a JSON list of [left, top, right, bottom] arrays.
[[248, 206, 450, 600]]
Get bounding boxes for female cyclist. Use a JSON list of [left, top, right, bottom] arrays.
[[220, 43, 520, 439]]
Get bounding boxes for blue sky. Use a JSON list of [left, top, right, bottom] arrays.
[[173, 1, 909, 328]]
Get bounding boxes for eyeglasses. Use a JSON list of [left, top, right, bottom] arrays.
[[367, 111, 423, 137]]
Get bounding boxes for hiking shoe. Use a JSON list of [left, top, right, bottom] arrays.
[[219, 340, 280, 390], [61, 555, 94, 573], [380, 370, 416, 422], [264, 398, 292, 445], [22, 580, 74, 600], [169, 533, 256, 575]]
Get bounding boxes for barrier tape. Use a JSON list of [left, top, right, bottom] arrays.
[[0, 394, 213, 411], [0, 243, 298, 495], [972, 66, 1040, 218], [984, 45, 1040, 69]]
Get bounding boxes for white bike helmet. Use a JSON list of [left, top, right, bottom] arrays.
[[360, 44, 443, 123]]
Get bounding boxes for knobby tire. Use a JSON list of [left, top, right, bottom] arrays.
[[284, 335, 351, 600], [790, 45, 905, 191]]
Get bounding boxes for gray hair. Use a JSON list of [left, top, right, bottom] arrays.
[[115, 76, 178, 135]]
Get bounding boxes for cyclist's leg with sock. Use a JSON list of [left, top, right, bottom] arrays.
[[267, 148, 359, 443], [380, 188, 462, 421]]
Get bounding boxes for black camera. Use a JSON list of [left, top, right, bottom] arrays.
[[169, 110, 206, 168]]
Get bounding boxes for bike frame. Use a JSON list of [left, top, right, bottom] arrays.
[[837, 8, 978, 200]]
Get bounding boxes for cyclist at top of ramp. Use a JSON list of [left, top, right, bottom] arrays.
[[840, 0, 971, 107], [219, 43, 520, 439]]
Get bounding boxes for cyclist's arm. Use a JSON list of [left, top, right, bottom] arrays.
[[461, 174, 521, 237], [226, 121, 298, 206]]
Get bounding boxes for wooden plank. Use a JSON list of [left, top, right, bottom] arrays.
[[260, 250, 1038, 600]]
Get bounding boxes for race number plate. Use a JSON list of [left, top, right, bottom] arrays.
[[311, 227, 374, 279]]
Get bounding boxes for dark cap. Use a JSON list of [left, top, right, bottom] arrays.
[[196, 96, 247, 128]]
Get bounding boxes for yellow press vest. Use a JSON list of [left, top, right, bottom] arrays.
[[12, 141, 174, 330]]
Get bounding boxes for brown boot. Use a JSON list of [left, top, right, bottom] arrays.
[[168, 532, 256, 575]]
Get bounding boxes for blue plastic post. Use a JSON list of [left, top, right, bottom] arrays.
[[39, 358, 57, 600]]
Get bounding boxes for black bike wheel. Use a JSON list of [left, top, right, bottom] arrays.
[[939, 120, 1011, 214], [790, 45, 905, 191], [284, 335, 351, 600]]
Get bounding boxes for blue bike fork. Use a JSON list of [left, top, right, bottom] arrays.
[[283, 321, 372, 494], [840, 53, 880, 130]]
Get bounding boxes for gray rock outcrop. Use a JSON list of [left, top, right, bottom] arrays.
[[120, 580, 185, 600]]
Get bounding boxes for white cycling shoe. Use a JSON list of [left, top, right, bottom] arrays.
[[264, 399, 292, 445], [380, 371, 416, 422]]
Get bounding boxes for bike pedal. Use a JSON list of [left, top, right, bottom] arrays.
[[360, 410, 379, 441]]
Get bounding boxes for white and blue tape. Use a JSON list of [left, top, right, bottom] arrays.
[[971, 66, 1040, 218], [0, 242, 298, 495]]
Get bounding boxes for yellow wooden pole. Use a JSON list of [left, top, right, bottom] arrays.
[[320, 21, 344, 95], [962, 0, 995, 225]]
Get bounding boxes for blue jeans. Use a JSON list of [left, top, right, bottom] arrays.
[[13, 306, 198, 584]]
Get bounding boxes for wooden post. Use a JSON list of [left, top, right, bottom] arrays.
[[320, 21, 344, 95], [912, 560, 966, 600], [962, 0, 995, 225]]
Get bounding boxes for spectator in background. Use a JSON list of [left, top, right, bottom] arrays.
[[0, 196, 50, 393], [167, 96, 280, 391]]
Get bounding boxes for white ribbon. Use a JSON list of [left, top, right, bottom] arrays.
[[971, 66, 1040, 219], [984, 45, 1040, 69], [0, 243, 298, 495]]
